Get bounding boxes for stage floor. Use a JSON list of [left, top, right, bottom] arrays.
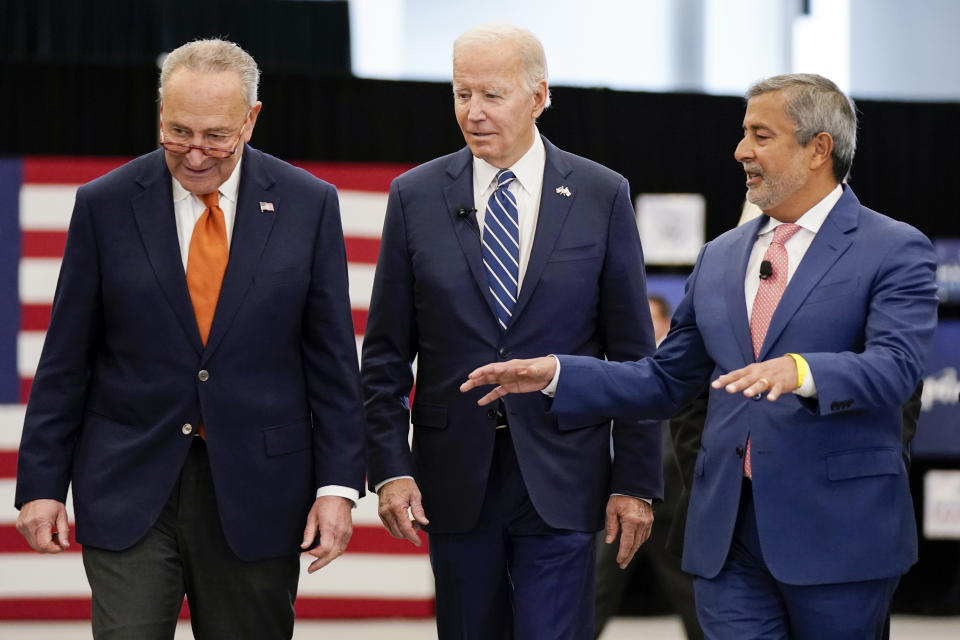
[[2, 616, 959, 639]]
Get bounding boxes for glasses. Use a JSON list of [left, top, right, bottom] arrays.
[[159, 111, 250, 158]]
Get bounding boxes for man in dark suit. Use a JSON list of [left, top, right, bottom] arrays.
[[14, 39, 365, 639], [463, 73, 939, 638], [362, 23, 661, 639]]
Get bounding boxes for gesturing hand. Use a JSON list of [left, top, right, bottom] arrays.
[[460, 356, 558, 405], [712, 355, 799, 401]]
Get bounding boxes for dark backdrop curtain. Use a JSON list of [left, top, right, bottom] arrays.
[[3, 64, 957, 243]]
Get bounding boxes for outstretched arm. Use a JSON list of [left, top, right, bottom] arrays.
[[460, 356, 558, 405]]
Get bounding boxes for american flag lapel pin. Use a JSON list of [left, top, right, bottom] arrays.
[[555, 186, 572, 197], [259, 201, 275, 213]]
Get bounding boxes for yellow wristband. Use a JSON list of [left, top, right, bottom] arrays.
[[784, 353, 808, 390]]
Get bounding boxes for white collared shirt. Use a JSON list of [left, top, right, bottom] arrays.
[[472, 129, 546, 292], [171, 158, 242, 270], [170, 156, 358, 506], [740, 184, 843, 397], [743, 185, 843, 323]]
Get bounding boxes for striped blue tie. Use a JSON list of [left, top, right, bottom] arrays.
[[482, 170, 520, 331]]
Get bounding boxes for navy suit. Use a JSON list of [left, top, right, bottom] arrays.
[[16, 146, 366, 562], [362, 137, 661, 635], [550, 186, 939, 635]]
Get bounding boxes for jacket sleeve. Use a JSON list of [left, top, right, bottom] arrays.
[[15, 188, 103, 508], [360, 179, 418, 489], [598, 178, 663, 501], [302, 184, 368, 495], [803, 227, 938, 416]]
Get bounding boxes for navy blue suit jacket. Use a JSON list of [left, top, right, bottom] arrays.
[[15, 147, 366, 561], [552, 186, 939, 584], [362, 137, 662, 534]]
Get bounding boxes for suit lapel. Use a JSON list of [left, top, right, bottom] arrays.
[[443, 148, 502, 319], [757, 187, 858, 360], [511, 138, 574, 326], [131, 152, 204, 355], [726, 217, 764, 364], [202, 147, 278, 362]]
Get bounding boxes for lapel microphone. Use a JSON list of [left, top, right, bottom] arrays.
[[759, 260, 773, 280], [454, 204, 480, 237]]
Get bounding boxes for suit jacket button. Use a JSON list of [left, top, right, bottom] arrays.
[[198, 370, 210, 382], [498, 347, 509, 359], [736, 446, 744, 458], [181, 423, 193, 435]]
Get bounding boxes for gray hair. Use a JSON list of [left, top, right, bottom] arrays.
[[453, 23, 552, 109], [159, 39, 260, 107], [747, 73, 857, 182]]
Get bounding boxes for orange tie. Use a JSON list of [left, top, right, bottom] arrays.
[[186, 192, 229, 345]]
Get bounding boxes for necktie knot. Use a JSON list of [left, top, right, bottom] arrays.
[[496, 170, 516, 190], [772, 222, 801, 245], [199, 191, 220, 210]]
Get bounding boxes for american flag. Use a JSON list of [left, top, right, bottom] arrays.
[[0, 156, 435, 620]]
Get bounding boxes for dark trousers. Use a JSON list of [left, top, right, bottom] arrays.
[[428, 428, 596, 640], [694, 481, 899, 640], [82, 437, 300, 640]]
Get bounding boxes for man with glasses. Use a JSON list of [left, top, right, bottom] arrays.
[[14, 39, 365, 639]]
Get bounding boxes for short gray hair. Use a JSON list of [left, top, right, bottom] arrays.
[[453, 23, 552, 109], [159, 39, 260, 107], [747, 73, 857, 182]]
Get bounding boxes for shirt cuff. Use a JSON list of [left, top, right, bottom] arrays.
[[786, 353, 818, 398], [611, 493, 653, 505], [316, 485, 359, 508], [796, 369, 817, 397], [541, 355, 561, 397], [374, 475, 414, 494]]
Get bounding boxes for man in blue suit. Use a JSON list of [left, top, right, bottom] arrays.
[[362, 23, 661, 639], [14, 39, 366, 639], [463, 74, 939, 638]]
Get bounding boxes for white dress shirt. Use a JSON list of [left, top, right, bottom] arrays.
[[171, 159, 242, 270], [171, 158, 358, 505], [473, 130, 546, 291]]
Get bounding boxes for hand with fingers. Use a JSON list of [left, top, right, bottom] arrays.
[[460, 356, 558, 405], [377, 477, 429, 546], [301, 495, 354, 574], [604, 495, 654, 569], [711, 355, 799, 401], [16, 499, 71, 553]]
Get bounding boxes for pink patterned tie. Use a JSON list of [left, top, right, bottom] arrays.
[[744, 223, 801, 478]]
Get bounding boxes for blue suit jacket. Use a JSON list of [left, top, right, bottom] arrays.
[[362, 137, 662, 533], [552, 186, 939, 584], [15, 146, 366, 561]]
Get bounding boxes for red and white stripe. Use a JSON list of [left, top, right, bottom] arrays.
[[1, 157, 434, 620]]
